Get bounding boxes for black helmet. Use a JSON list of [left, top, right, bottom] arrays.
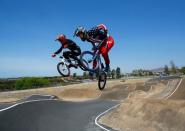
[[74, 26, 87, 37]]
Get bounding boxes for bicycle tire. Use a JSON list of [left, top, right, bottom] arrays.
[[57, 62, 70, 77], [98, 71, 107, 90], [80, 51, 98, 72], [78, 59, 89, 71]]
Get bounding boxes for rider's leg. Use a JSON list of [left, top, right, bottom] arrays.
[[90, 60, 97, 79], [70, 49, 81, 61], [68, 52, 75, 60], [63, 51, 76, 68], [68, 49, 81, 68], [101, 51, 111, 72], [100, 36, 114, 72], [63, 51, 71, 62], [91, 51, 98, 80]]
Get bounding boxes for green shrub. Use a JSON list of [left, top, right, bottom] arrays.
[[15, 77, 50, 90], [0, 80, 16, 91]]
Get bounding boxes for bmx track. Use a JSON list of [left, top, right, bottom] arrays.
[[0, 76, 184, 131], [0, 95, 118, 131]]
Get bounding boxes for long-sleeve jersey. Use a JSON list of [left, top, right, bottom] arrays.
[[86, 26, 108, 44], [54, 39, 80, 55]]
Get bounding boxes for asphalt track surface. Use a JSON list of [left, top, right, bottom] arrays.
[[0, 95, 118, 131]]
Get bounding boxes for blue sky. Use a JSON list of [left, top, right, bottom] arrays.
[[0, 0, 185, 77]]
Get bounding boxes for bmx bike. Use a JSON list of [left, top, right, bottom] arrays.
[[80, 41, 107, 90], [56, 50, 88, 77]]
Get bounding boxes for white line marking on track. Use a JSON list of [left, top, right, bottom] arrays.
[[0, 99, 55, 112], [95, 103, 120, 131], [165, 78, 183, 100]]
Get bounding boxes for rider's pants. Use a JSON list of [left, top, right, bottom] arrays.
[[93, 36, 114, 68], [63, 48, 81, 61]]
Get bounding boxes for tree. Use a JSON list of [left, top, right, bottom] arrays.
[[138, 69, 143, 76], [111, 69, 116, 79], [149, 71, 153, 76], [132, 69, 141, 76], [73, 73, 77, 78], [164, 65, 169, 75], [180, 67, 185, 74], [170, 60, 177, 74], [116, 67, 121, 78], [83, 71, 88, 79]]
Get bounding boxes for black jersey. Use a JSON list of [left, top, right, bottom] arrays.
[[54, 39, 80, 54]]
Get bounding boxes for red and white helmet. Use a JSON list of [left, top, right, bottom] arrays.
[[97, 24, 107, 31], [55, 34, 66, 43]]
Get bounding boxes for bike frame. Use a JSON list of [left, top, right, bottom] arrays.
[[91, 42, 105, 74]]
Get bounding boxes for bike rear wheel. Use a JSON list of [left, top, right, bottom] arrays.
[[80, 51, 98, 72], [98, 71, 107, 90], [78, 59, 89, 71], [57, 62, 70, 77]]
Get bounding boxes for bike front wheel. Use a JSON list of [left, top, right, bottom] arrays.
[[57, 62, 70, 77], [98, 71, 107, 90], [80, 51, 98, 72]]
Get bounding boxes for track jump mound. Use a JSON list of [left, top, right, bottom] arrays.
[[100, 85, 130, 100], [23, 94, 59, 101], [99, 80, 164, 101], [99, 98, 185, 131]]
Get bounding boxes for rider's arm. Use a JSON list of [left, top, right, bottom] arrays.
[[87, 26, 98, 38], [54, 46, 63, 55], [87, 26, 107, 43], [88, 37, 102, 43], [87, 27, 105, 44]]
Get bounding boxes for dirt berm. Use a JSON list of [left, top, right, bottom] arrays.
[[100, 78, 185, 131]]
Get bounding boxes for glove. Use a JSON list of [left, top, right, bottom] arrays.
[[52, 54, 56, 57]]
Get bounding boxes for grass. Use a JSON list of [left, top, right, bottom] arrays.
[[0, 76, 83, 91], [0, 80, 16, 91], [15, 77, 50, 90]]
